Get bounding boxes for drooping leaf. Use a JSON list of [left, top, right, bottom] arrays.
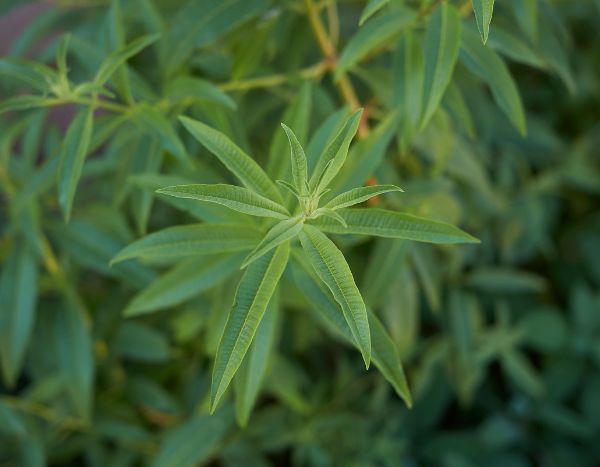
[[179, 116, 282, 202], [111, 223, 262, 264], [241, 217, 304, 268], [299, 225, 371, 368], [57, 106, 94, 221], [420, 2, 461, 128], [460, 27, 526, 134], [310, 208, 480, 244], [324, 185, 403, 210], [0, 240, 38, 386], [335, 6, 417, 78], [156, 184, 290, 219], [472, 0, 495, 44], [210, 242, 289, 412]]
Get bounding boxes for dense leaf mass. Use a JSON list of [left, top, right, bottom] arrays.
[[0, 0, 599, 466]]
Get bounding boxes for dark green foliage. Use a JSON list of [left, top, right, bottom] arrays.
[[1, 0, 599, 466]]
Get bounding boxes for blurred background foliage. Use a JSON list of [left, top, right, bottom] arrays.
[[1, 0, 600, 465]]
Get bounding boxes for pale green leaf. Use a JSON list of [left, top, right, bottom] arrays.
[[281, 123, 308, 196], [299, 225, 371, 368], [359, 0, 389, 26], [241, 217, 304, 268], [421, 2, 461, 128], [472, 0, 495, 44], [125, 254, 243, 316], [211, 242, 289, 412], [311, 208, 347, 227], [156, 184, 290, 219], [56, 33, 70, 78], [325, 185, 403, 210], [179, 116, 282, 202], [460, 27, 526, 134], [310, 208, 480, 244], [335, 6, 417, 78], [57, 106, 94, 221], [111, 223, 262, 264]]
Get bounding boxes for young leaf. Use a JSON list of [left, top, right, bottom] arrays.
[[310, 110, 363, 194], [460, 27, 526, 134], [211, 242, 289, 412], [324, 185, 403, 210], [281, 123, 308, 196], [56, 33, 71, 78], [111, 224, 262, 264], [310, 208, 480, 244], [335, 6, 417, 78], [472, 0, 495, 44], [420, 2, 461, 129], [166, 75, 236, 110], [234, 292, 279, 426], [179, 116, 283, 202], [0, 58, 58, 93], [0, 241, 39, 386], [0, 95, 51, 115], [311, 208, 347, 227], [299, 225, 371, 368], [241, 217, 304, 268], [359, 0, 389, 26], [57, 106, 94, 221], [124, 254, 244, 316], [156, 184, 290, 219]]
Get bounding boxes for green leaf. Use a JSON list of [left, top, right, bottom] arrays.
[[56, 33, 70, 78], [324, 185, 403, 210], [234, 292, 279, 426], [179, 116, 282, 202], [166, 75, 236, 110], [57, 106, 94, 221], [211, 242, 289, 412], [281, 124, 309, 196], [289, 254, 411, 405], [156, 184, 290, 219], [310, 110, 362, 194], [420, 2, 461, 128], [94, 33, 160, 86], [0, 95, 51, 115], [472, 0, 495, 44], [242, 217, 304, 268], [312, 208, 348, 227], [113, 322, 170, 362], [299, 225, 371, 368], [359, 0, 389, 26], [111, 223, 262, 264], [310, 208, 480, 244], [460, 27, 526, 134], [0, 241, 38, 386], [125, 254, 243, 316], [335, 6, 417, 78], [0, 58, 58, 93]]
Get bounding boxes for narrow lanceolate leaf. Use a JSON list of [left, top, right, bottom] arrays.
[[58, 106, 94, 221], [310, 110, 363, 194], [281, 124, 308, 195], [0, 241, 38, 386], [111, 224, 262, 264], [312, 208, 347, 227], [234, 292, 279, 426], [166, 75, 236, 110], [299, 225, 371, 368], [335, 6, 417, 78], [289, 254, 411, 406], [359, 0, 390, 26], [156, 184, 290, 219], [460, 27, 526, 134], [421, 2, 461, 129], [94, 33, 160, 85], [211, 243, 289, 413], [0, 95, 51, 115], [325, 185, 403, 210], [125, 254, 243, 316], [472, 0, 495, 44], [178, 116, 282, 202], [310, 208, 480, 244], [241, 217, 304, 268]]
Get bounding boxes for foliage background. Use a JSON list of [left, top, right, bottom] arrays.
[[1, 0, 600, 465]]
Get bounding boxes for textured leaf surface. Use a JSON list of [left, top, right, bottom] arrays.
[[242, 217, 304, 268], [281, 124, 308, 195], [211, 243, 289, 412], [325, 185, 403, 210], [310, 208, 479, 244], [111, 223, 262, 264], [299, 225, 371, 367], [157, 184, 289, 219]]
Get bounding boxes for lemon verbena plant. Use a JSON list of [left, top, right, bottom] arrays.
[[112, 109, 478, 415]]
